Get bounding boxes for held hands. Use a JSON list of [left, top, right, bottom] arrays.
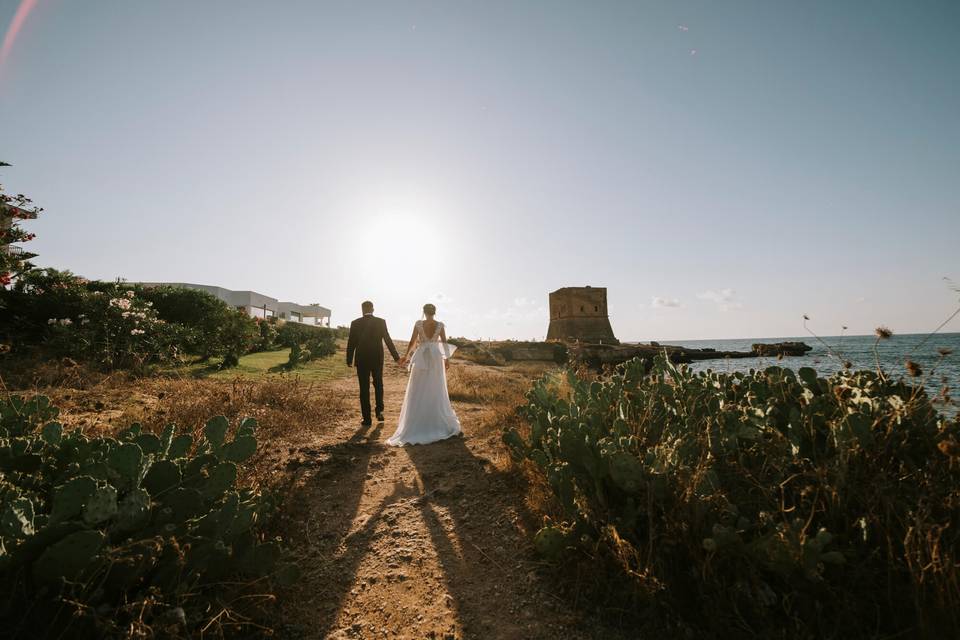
[[397, 355, 407, 368]]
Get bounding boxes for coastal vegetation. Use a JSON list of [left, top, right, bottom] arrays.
[[504, 354, 960, 637], [0, 395, 298, 638]]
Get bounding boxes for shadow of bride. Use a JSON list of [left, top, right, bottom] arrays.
[[278, 421, 416, 637], [402, 433, 539, 638]]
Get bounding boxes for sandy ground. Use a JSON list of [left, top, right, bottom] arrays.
[[274, 361, 612, 640]]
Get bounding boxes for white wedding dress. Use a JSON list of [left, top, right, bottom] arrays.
[[387, 320, 462, 446]]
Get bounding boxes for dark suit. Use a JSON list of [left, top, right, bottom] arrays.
[[346, 314, 400, 423]]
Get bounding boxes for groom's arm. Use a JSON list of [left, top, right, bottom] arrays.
[[346, 319, 358, 366], [381, 319, 400, 361]]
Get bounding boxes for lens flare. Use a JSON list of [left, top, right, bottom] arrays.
[[0, 0, 41, 71]]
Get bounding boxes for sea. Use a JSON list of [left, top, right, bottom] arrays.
[[665, 332, 960, 415]]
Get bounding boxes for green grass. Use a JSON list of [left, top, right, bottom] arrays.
[[165, 348, 353, 382]]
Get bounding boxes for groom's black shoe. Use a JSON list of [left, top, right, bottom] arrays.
[[376, 412, 385, 422]]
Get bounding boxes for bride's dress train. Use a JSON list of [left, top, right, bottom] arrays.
[[387, 320, 461, 446]]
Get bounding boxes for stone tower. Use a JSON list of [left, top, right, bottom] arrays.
[[546, 286, 618, 344]]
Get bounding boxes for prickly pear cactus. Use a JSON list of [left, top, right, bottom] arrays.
[[0, 395, 295, 636], [509, 353, 960, 635]]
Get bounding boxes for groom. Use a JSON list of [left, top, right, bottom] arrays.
[[346, 300, 400, 426]]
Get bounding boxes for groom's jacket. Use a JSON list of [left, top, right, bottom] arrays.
[[346, 314, 400, 368]]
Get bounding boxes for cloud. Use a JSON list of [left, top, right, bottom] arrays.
[[651, 296, 681, 308], [697, 288, 742, 311]]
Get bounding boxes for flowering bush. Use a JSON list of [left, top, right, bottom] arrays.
[[0, 162, 42, 289], [44, 287, 184, 370], [136, 285, 235, 359]]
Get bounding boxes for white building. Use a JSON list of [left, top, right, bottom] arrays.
[[139, 282, 331, 326]]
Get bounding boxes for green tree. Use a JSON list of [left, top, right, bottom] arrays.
[[0, 162, 43, 291]]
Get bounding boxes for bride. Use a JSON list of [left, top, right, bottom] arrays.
[[387, 303, 462, 446]]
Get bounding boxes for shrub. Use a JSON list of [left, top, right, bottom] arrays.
[[0, 268, 90, 343], [504, 355, 960, 637], [0, 394, 298, 638], [277, 322, 336, 369], [137, 285, 234, 358], [218, 311, 259, 368], [1, 271, 182, 371], [253, 317, 279, 352], [276, 321, 328, 349]]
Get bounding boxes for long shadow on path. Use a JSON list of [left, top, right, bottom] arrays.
[[280, 421, 411, 637], [403, 435, 548, 639]]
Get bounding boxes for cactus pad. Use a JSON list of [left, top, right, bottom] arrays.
[[534, 526, 569, 562], [608, 452, 644, 493], [135, 433, 162, 455], [107, 443, 144, 484], [32, 529, 105, 584], [167, 434, 193, 459], [40, 422, 63, 446], [83, 485, 119, 525], [221, 435, 257, 463], [237, 417, 258, 437], [143, 459, 182, 496], [115, 488, 152, 532], [203, 416, 229, 451], [50, 475, 98, 523], [204, 462, 238, 499]]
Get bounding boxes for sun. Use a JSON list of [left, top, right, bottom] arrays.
[[359, 209, 438, 278]]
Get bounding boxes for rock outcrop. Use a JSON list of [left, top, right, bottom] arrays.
[[569, 341, 814, 369], [451, 340, 568, 366], [450, 338, 812, 369]]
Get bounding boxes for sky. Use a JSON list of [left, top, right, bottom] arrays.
[[1, 0, 958, 341]]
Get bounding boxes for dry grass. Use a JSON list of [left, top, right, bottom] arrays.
[[445, 362, 566, 532], [447, 363, 530, 405], [4, 371, 349, 495]]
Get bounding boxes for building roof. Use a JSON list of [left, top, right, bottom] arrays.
[[138, 282, 330, 316]]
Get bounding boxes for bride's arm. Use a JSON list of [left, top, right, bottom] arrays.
[[399, 323, 419, 365]]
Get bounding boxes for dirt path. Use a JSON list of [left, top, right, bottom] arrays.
[[275, 361, 605, 640]]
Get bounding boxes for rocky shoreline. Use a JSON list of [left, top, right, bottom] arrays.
[[451, 339, 812, 368], [571, 340, 812, 368]]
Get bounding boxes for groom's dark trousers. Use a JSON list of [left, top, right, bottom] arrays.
[[346, 314, 400, 423]]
